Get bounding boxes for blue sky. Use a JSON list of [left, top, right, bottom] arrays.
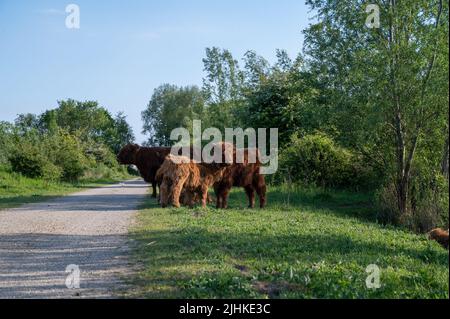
[[0, 0, 313, 143]]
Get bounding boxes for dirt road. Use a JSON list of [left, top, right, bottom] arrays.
[[0, 179, 148, 299]]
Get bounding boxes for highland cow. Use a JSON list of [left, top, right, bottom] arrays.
[[117, 144, 171, 198], [429, 228, 449, 249], [214, 148, 266, 209], [157, 144, 232, 208], [156, 167, 215, 207]]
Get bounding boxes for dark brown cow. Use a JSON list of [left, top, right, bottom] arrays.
[[214, 148, 266, 209], [117, 144, 171, 197], [429, 228, 449, 249]]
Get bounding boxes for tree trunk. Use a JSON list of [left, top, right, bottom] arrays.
[[397, 178, 408, 217], [442, 134, 449, 179]]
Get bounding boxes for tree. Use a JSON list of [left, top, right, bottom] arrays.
[[38, 99, 134, 153], [243, 52, 321, 147], [14, 113, 39, 134], [202, 47, 245, 129], [142, 84, 206, 146], [304, 0, 449, 217]]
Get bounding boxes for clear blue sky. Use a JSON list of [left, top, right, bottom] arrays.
[[0, 0, 313, 143]]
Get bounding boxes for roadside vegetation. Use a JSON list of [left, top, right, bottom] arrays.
[[128, 0, 448, 299], [0, 100, 135, 209], [141, 0, 449, 233], [0, 0, 447, 299], [0, 166, 131, 210], [129, 187, 448, 299]]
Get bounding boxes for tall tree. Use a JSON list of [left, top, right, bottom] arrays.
[[142, 84, 206, 146], [304, 0, 449, 216], [202, 47, 245, 129]]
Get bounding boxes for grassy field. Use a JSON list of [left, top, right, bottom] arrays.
[[129, 186, 449, 299], [0, 169, 132, 210]]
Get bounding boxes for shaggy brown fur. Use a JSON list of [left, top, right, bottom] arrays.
[[180, 189, 215, 207], [157, 144, 232, 208], [117, 144, 201, 198], [156, 167, 216, 208], [429, 228, 449, 249], [214, 148, 266, 209], [117, 144, 171, 197]]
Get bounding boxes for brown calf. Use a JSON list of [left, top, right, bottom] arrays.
[[214, 148, 266, 209]]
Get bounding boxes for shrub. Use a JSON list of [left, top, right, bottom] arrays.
[[8, 142, 62, 180], [4, 122, 127, 183], [278, 133, 374, 189], [376, 172, 449, 232], [46, 130, 89, 181], [9, 150, 46, 179], [0, 122, 14, 165], [84, 141, 118, 168], [127, 165, 140, 176]]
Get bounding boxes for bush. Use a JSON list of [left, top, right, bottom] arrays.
[[278, 133, 374, 189], [84, 141, 118, 169], [0, 122, 14, 165], [127, 165, 140, 176], [46, 130, 89, 181], [376, 172, 449, 232], [5, 124, 127, 183], [9, 151, 46, 179], [8, 142, 62, 180]]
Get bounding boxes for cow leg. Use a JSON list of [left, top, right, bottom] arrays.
[[200, 186, 209, 208], [171, 176, 188, 208], [151, 180, 158, 198], [216, 195, 223, 209], [245, 186, 255, 208], [159, 180, 169, 208], [256, 184, 267, 208], [221, 188, 231, 209], [214, 185, 222, 209]]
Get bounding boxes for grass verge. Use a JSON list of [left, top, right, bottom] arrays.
[[0, 169, 132, 210], [128, 186, 449, 299]]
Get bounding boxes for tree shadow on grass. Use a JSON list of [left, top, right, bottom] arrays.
[[224, 187, 377, 222], [130, 225, 449, 298]]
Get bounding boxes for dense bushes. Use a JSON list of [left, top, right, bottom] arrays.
[[2, 125, 128, 183], [277, 133, 376, 189], [6, 129, 89, 181], [0, 100, 135, 183], [377, 169, 449, 232], [9, 144, 56, 179]]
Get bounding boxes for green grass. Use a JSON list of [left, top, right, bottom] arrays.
[[129, 186, 449, 299], [0, 169, 132, 210]]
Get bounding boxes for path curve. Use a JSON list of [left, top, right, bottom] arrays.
[[0, 179, 148, 299]]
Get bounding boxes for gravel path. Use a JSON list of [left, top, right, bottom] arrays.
[[0, 179, 148, 299]]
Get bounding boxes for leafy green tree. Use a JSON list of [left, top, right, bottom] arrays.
[[101, 112, 135, 154], [202, 47, 245, 129], [304, 0, 449, 218], [38, 100, 134, 153], [0, 121, 15, 165], [142, 84, 206, 146], [242, 52, 321, 147], [14, 113, 39, 134]]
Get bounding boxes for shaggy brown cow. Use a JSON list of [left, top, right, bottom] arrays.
[[157, 144, 232, 208], [117, 144, 171, 198], [429, 228, 449, 249], [180, 189, 215, 207], [214, 148, 266, 209], [156, 169, 215, 207]]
